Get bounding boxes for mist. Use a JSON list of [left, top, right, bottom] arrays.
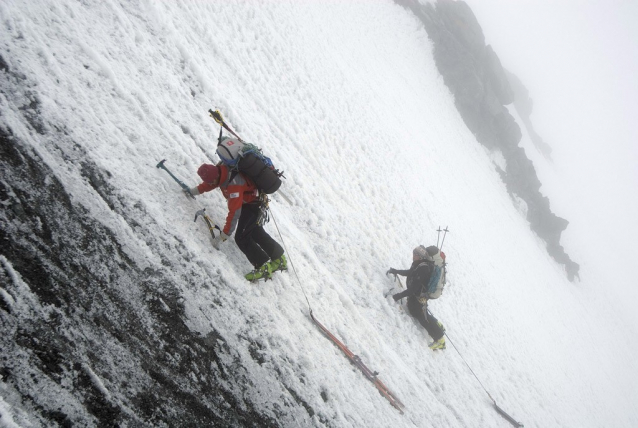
[[467, 0, 638, 330]]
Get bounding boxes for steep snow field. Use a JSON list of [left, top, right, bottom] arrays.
[[1, 1, 636, 427]]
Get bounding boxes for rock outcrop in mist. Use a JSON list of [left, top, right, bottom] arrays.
[[396, 0, 580, 281], [506, 71, 554, 160]]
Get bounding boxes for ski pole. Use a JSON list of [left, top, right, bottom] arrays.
[[156, 159, 194, 199], [436, 226, 442, 247], [440, 226, 449, 251]]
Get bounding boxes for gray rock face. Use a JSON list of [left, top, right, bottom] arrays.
[[485, 46, 515, 105], [507, 71, 553, 158], [0, 129, 280, 428], [396, 0, 579, 281], [0, 61, 290, 427]]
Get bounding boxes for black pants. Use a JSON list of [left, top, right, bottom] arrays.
[[235, 202, 284, 267], [407, 296, 444, 341]]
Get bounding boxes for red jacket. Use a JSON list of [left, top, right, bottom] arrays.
[[196, 165, 258, 235]]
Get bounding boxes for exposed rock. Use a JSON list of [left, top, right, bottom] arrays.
[[507, 71, 533, 117], [0, 127, 280, 427], [396, 0, 579, 280], [0, 60, 294, 426], [507, 70, 553, 158], [485, 45, 515, 105]]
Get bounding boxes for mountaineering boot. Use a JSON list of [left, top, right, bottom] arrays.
[[269, 254, 288, 273], [245, 263, 273, 282], [428, 336, 446, 351], [437, 320, 446, 333]]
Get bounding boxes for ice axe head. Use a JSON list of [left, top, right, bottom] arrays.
[[194, 208, 206, 222], [156, 159, 167, 169]]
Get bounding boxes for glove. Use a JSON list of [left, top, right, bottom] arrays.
[[392, 293, 402, 302], [211, 232, 229, 249], [386, 268, 398, 276], [418, 296, 428, 305], [184, 187, 198, 199]]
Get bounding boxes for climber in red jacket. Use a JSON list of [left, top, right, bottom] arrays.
[[188, 163, 286, 281]]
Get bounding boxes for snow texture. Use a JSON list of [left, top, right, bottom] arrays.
[[1, 1, 636, 427]]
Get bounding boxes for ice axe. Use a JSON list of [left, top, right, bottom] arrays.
[[383, 274, 405, 312], [156, 159, 194, 199], [194, 208, 221, 238]]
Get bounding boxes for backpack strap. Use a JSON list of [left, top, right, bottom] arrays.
[[217, 125, 223, 146], [227, 170, 257, 193], [415, 260, 434, 298]]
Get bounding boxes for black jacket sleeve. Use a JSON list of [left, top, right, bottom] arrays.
[[389, 268, 411, 300], [392, 288, 411, 300], [406, 263, 432, 297]]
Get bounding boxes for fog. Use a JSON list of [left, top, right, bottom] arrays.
[[1, 1, 637, 425], [467, 0, 638, 331]]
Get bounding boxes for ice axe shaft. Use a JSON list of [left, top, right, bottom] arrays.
[[156, 159, 194, 198], [194, 208, 221, 238]]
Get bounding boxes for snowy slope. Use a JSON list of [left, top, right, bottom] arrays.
[[1, 1, 636, 427]]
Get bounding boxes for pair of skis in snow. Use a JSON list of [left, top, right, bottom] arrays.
[[157, 113, 520, 424], [158, 156, 404, 412], [310, 310, 405, 414]]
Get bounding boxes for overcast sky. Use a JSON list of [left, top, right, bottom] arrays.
[[466, 0, 638, 322]]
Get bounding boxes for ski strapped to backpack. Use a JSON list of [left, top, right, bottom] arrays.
[[208, 109, 284, 194]]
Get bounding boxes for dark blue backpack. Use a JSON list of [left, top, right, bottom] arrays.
[[216, 136, 283, 194]]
